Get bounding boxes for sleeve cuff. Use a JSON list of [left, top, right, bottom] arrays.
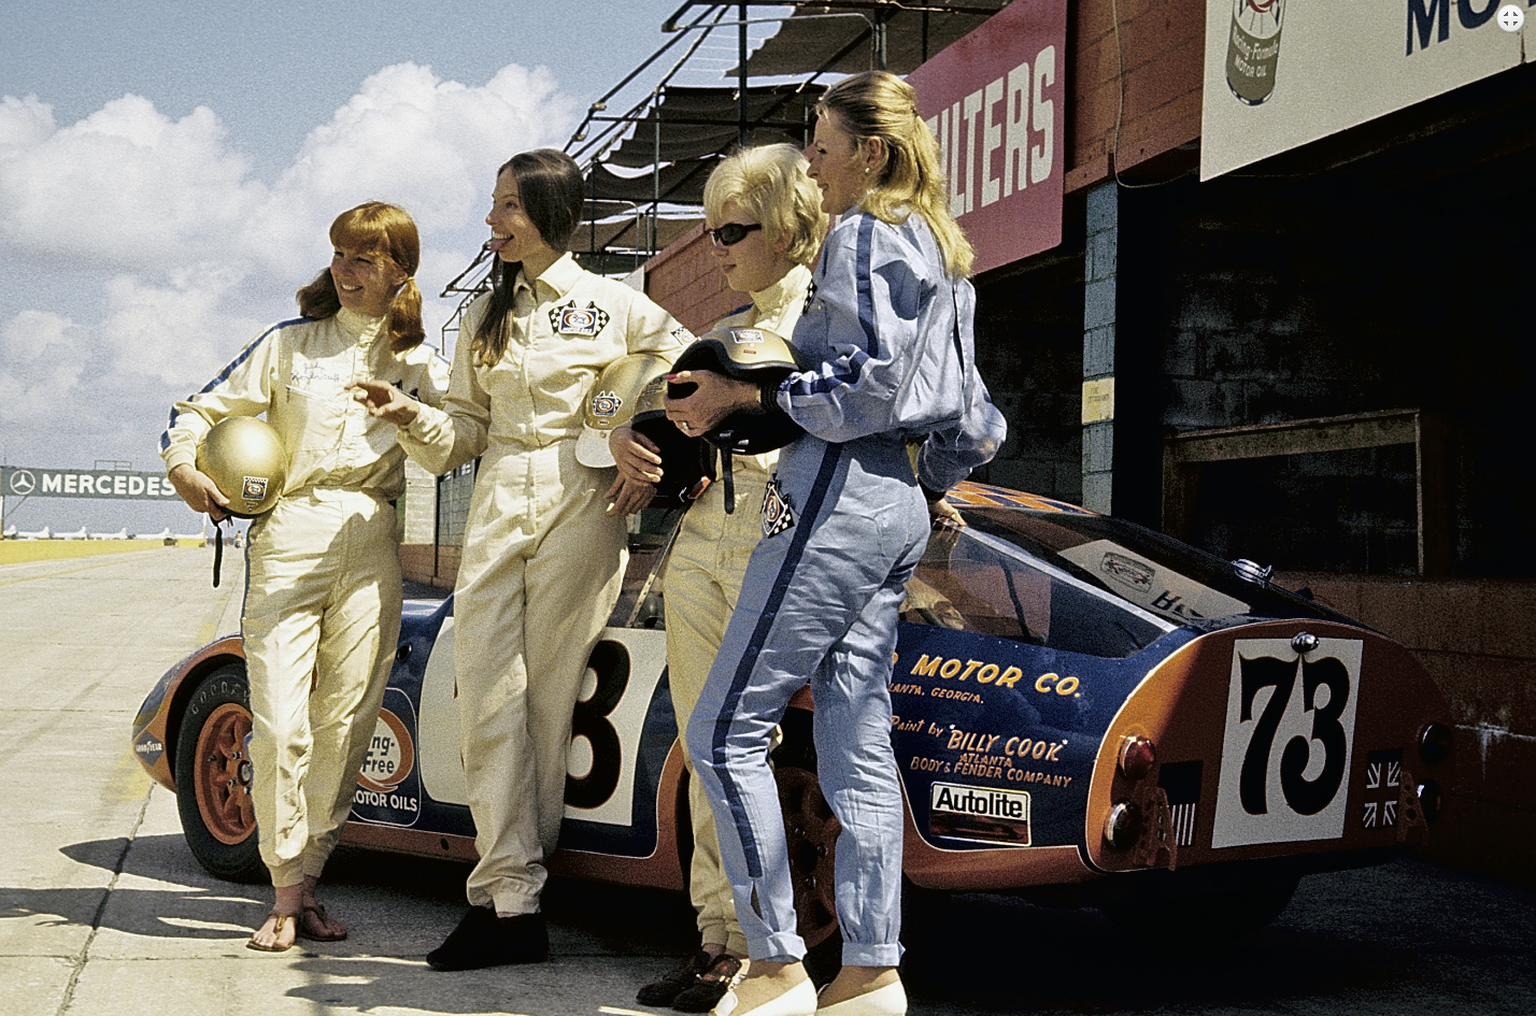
[[920, 482, 947, 504], [759, 381, 784, 415]]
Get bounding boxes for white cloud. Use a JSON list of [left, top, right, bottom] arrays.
[[0, 309, 88, 425], [249, 62, 577, 275], [0, 94, 265, 274], [1, 60, 578, 476]]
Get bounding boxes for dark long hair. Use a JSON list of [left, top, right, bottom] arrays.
[[472, 149, 586, 367]]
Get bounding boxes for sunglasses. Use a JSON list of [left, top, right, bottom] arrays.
[[707, 222, 763, 246]]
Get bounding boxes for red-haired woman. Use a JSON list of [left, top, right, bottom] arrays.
[[162, 201, 449, 951]]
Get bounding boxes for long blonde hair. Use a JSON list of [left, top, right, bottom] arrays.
[[817, 71, 974, 278], [296, 202, 425, 353]]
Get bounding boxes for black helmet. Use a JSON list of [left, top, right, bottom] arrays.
[[669, 326, 806, 455], [629, 375, 716, 509]]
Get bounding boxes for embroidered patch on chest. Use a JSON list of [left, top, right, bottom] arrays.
[[550, 302, 610, 336], [762, 477, 795, 539]]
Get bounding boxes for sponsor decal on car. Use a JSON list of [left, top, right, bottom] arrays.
[[352, 690, 421, 827], [928, 782, 1032, 846], [134, 734, 165, 765]]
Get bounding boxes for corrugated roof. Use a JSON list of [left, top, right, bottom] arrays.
[[599, 84, 821, 168], [575, 1, 1013, 256]]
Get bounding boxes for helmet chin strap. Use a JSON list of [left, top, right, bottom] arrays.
[[721, 452, 735, 514], [211, 516, 228, 587]]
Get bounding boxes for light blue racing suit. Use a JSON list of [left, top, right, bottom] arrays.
[[686, 209, 1006, 966]]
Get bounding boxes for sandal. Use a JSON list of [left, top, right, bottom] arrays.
[[297, 902, 348, 942], [246, 911, 296, 953]]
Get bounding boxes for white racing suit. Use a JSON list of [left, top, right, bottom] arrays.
[[398, 253, 687, 915], [160, 308, 450, 887], [664, 264, 810, 955], [686, 212, 1007, 965]]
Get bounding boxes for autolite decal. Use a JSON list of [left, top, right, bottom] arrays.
[[928, 782, 1031, 846]]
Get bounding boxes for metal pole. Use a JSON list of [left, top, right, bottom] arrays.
[[738, 1, 749, 149], [874, 6, 888, 70]]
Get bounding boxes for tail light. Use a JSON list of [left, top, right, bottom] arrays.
[[1418, 722, 1453, 765], [1117, 735, 1156, 780], [1104, 802, 1141, 850]]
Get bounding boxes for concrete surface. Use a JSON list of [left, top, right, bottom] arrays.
[[3, 545, 1534, 1016]]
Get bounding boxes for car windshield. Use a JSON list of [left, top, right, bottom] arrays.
[[901, 506, 1342, 659]]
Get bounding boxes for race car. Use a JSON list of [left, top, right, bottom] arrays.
[[130, 481, 1455, 944]]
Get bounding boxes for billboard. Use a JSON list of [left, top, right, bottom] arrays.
[[1, 465, 180, 502], [1202, 0, 1532, 180], [907, 0, 1069, 274]]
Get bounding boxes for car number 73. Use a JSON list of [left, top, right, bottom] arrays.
[[1211, 637, 1362, 848]]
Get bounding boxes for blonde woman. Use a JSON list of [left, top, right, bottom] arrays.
[[612, 143, 826, 1013], [664, 72, 1005, 1016]]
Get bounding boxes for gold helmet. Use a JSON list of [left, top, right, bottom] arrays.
[[195, 416, 288, 517], [576, 353, 673, 467]]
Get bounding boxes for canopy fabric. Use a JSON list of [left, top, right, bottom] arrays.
[[734, 2, 1010, 77]]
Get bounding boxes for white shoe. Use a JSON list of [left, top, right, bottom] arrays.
[[712, 977, 818, 1016], [815, 981, 907, 1016]]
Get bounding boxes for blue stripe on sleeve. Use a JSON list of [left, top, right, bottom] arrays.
[[159, 318, 304, 451]]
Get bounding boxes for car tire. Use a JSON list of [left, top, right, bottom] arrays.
[[174, 663, 267, 884]]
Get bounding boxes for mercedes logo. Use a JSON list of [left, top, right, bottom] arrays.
[[7, 469, 36, 495]]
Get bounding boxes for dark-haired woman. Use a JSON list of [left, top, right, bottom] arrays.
[[351, 149, 688, 969], [162, 201, 449, 952]]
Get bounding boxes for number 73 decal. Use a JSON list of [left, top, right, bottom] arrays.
[[1212, 638, 1361, 848]]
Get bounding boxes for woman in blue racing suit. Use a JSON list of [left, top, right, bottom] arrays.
[[663, 71, 1006, 1016]]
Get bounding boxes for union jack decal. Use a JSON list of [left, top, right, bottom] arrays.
[[1362, 749, 1402, 829]]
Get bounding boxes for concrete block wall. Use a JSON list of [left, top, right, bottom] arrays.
[[399, 543, 458, 592], [1278, 571, 1536, 889]]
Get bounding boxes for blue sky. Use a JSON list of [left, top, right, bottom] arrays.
[[1, 1, 783, 534]]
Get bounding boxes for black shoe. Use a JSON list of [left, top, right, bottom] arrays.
[[671, 953, 743, 1012], [637, 950, 713, 1006], [426, 907, 548, 970]]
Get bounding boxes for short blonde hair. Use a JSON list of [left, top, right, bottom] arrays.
[[703, 143, 828, 268], [818, 71, 974, 278]]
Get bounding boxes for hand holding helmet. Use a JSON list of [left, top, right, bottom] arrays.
[[191, 416, 289, 518], [662, 327, 806, 455], [167, 463, 232, 521]]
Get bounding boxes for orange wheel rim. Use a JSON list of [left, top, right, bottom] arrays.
[[192, 702, 256, 845], [778, 767, 841, 948]]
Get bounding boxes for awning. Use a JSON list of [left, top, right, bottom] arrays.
[[731, 2, 1011, 78]]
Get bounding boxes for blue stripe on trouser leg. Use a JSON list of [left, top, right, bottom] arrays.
[[686, 434, 928, 966]]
